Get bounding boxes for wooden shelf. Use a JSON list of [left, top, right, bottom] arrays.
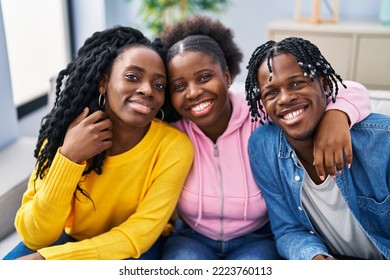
[[267, 18, 390, 90]]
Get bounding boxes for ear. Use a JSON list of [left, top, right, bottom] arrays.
[[225, 67, 232, 88], [98, 74, 108, 95]]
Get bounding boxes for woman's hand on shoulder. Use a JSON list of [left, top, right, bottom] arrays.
[[313, 109, 352, 180], [61, 108, 113, 164]]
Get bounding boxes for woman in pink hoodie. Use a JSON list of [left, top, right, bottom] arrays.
[[159, 15, 371, 259]]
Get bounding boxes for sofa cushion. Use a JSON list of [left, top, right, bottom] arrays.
[[368, 90, 390, 115], [0, 137, 36, 240]]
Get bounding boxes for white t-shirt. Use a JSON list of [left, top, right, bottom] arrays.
[[301, 171, 383, 260]]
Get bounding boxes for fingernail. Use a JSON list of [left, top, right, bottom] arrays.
[[347, 163, 351, 169], [337, 170, 342, 174], [320, 175, 325, 181], [331, 175, 336, 179]]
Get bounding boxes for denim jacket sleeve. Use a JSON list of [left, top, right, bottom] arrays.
[[248, 125, 332, 260], [325, 80, 371, 127]]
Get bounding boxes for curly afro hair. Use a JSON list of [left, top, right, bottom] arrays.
[[159, 15, 242, 80], [158, 15, 243, 122]]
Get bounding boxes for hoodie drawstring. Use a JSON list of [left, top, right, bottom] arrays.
[[237, 132, 249, 221], [188, 126, 203, 227]]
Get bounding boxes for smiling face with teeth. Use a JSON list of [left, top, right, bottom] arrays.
[[257, 53, 327, 145], [168, 51, 232, 141]]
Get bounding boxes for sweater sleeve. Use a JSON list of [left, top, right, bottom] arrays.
[[14, 149, 86, 250], [325, 80, 371, 127], [38, 131, 194, 260]]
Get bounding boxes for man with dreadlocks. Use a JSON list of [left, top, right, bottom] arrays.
[[157, 15, 371, 260], [3, 26, 193, 260], [246, 37, 390, 260]]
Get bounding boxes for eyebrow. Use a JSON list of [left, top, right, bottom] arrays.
[[169, 68, 214, 83], [261, 74, 305, 90], [128, 65, 166, 79], [194, 68, 213, 75], [169, 76, 183, 84], [287, 74, 305, 80]]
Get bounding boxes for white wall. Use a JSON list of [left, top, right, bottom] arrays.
[[0, 0, 383, 148], [215, 0, 382, 83], [104, 0, 382, 83], [69, 0, 106, 52], [1, 0, 70, 107], [0, 2, 18, 149]]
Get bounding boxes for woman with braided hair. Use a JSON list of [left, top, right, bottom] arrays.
[[3, 26, 193, 260], [159, 16, 370, 260], [246, 37, 389, 259]]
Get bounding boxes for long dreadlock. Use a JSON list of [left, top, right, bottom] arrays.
[[245, 37, 346, 123], [34, 26, 165, 201]]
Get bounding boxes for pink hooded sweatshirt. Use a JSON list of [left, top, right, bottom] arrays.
[[174, 81, 370, 241]]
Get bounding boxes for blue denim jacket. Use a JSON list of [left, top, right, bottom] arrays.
[[248, 113, 390, 260]]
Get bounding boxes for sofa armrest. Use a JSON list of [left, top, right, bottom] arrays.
[[0, 137, 36, 240]]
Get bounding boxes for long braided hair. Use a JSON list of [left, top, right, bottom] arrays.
[[34, 26, 165, 198], [245, 37, 346, 123], [158, 15, 243, 122]]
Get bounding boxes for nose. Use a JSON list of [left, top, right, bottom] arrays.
[[136, 82, 153, 97], [278, 88, 297, 105], [186, 83, 203, 100]]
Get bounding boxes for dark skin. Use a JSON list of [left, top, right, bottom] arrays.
[[62, 46, 166, 163], [258, 54, 352, 183], [313, 110, 352, 181], [168, 51, 232, 143], [168, 50, 351, 180], [257, 53, 353, 259], [16, 46, 167, 260]]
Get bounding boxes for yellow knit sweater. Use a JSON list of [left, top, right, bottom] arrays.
[[14, 120, 194, 259]]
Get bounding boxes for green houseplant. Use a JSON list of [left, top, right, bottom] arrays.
[[127, 0, 230, 35]]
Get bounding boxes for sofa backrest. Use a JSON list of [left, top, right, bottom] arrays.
[[368, 90, 390, 115]]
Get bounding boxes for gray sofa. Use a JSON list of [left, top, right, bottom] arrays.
[[368, 90, 390, 116], [0, 86, 389, 255], [0, 137, 36, 240]]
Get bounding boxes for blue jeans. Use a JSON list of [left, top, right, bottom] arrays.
[[162, 219, 282, 260], [2, 232, 165, 260]]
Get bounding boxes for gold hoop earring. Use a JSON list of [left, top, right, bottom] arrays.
[[98, 93, 106, 109]]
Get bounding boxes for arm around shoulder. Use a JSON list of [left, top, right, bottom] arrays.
[[326, 81, 371, 126]]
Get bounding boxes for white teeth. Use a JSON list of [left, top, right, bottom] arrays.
[[283, 108, 304, 120], [190, 101, 211, 112]]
